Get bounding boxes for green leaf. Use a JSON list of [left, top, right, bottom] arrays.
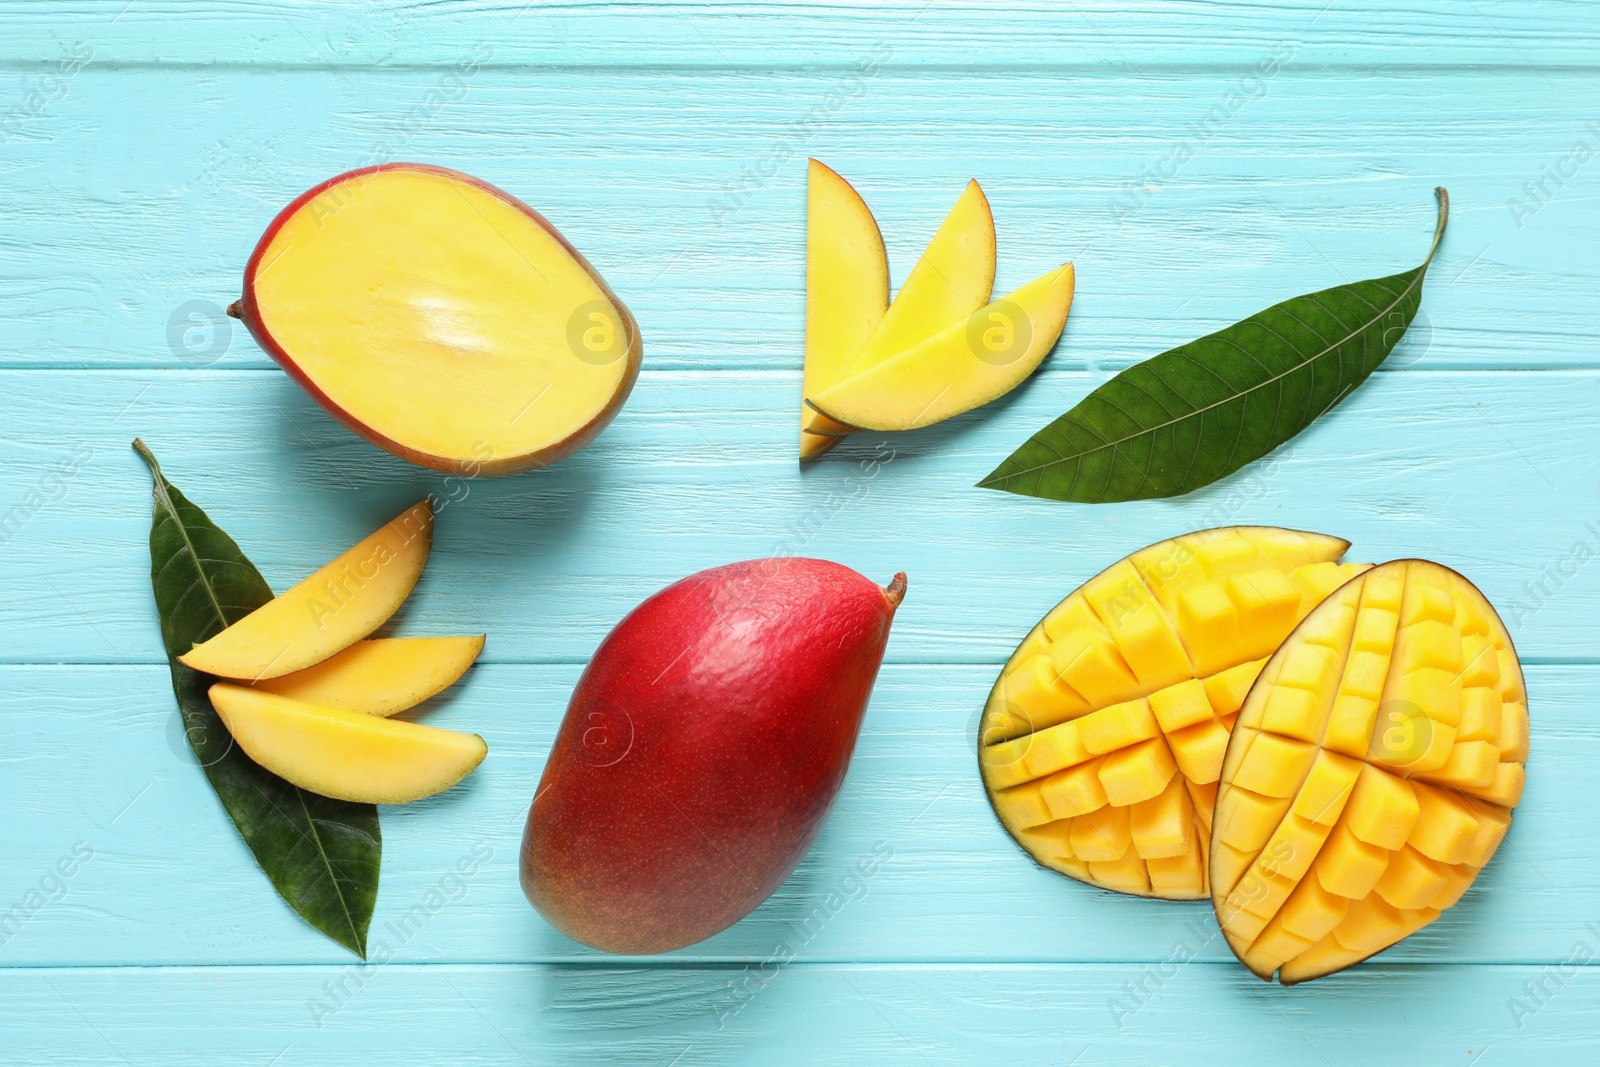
[[133, 439, 380, 958], [979, 189, 1449, 503]]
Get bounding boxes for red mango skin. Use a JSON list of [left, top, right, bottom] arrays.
[[521, 557, 906, 954]]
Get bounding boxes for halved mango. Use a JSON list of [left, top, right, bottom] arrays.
[[981, 526, 1359, 899], [800, 160, 889, 461], [180, 502, 432, 680], [240, 164, 641, 476], [1212, 559, 1527, 983], [210, 684, 486, 804], [252, 635, 485, 716]]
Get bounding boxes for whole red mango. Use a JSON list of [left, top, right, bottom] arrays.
[[521, 557, 906, 953]]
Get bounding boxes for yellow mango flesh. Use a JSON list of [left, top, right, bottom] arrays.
[[1212, 559, 1526, 984], [250, 167, 637, 473], [981, 526, 1360, 899], [800, 160, 889, 460], [251, 635, 484, 716], [210, 684, 487, 805], [180, 502, 432, 680], [803, 178, 996, 441], [806, 264, 1074, 432], [843, 179, 996, 383]]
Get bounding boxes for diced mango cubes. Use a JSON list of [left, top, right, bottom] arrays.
[[1216, 787, 1292, 853], [1233, 733, 1318, 798], [1147, 844, 1206, 897], [1099, 738, 1179, 806], [1166, 719, 1231, 785], [1414, 739, 1499, 790], [988, 536, 1526, 963], [1039, 757, 1110, 821], [1373, 846, 1449, 910], [1177, 582, 1243, 677], [1050, 632, 1139, 708], [1314, 823, 1390, 900], [1260, 684, 1326, 742], [1212, 558, 1526, 984], [1226, 570, 1303, 653], [1149, 679, 1214, 732], [1129, 777, 1193, 860], [1456, 686, 1502, 742], [996, 653, 1090, 735], [1280, 872, 1351, 942], [1078, 698, 1160, 755], [1203, 658, 1266, 717], [1291, 751, 1362, 826], [1071, 803, 1132, 862], [1342, 765, 1419, 850], [1083, 562, 1195, 692], [982, 526, 1355, 899]]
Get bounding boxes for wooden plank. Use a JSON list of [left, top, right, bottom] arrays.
[[2, 961, 1593, 1065], [0, 661, 1583, 966], [0, 68, 1594, 370], [2, 2, 1593, 1060], [0, 369, 1595, 665], [3, 0, 1597, 67]]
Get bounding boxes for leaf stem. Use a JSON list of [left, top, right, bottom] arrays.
[[131, 436, 160, 477], [1426, 187, 1449, 268]]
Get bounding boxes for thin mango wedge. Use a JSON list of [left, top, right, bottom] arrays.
[[800, 160, 888, 462], [179, 501, 432, 680], [844, 178, 996, 380], [251, 635, 485, 716], [807, 264, 1074, 433], [211, 684, 487, 805], [802, 175, 996, 455]]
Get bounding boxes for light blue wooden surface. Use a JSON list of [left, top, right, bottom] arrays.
[[3, 2, 1598, 1063]]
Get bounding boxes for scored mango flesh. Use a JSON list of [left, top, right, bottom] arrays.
[[1211, 559, 1526, 984], [980, 527, 1367, 899]]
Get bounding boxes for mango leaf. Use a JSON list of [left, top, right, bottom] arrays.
[[133, 439, 380, 958], [979, 189, 1448, 502]]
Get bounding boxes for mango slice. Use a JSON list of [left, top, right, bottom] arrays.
[[839, 180, 998, 387], [802, 177, 996, 444], [806, 264, 1075, 433], [800, 160, 889, 461], [980, 526, 1363, 899], [210, 684, 487, 804], [251, 635, 484, 716], [1211, 560, 1526, 983], [180, 502, 432, 680]]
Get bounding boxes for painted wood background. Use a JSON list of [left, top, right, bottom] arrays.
[[3, 2, 1598, 1063]]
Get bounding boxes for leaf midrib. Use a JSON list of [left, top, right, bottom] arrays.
[[989, 267, 1424, 483], [296, 786, 362, 955], [149, 472, 229, 631]]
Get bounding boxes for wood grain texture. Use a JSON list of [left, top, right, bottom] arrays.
[[1, 370, 1596, 665], [0, 660, 1587, 967], [0, 68, 1594, 370], [3, 0, 1597, 67], [7, 963, 1598, 1066], [3, 2, 1598, 1062]]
